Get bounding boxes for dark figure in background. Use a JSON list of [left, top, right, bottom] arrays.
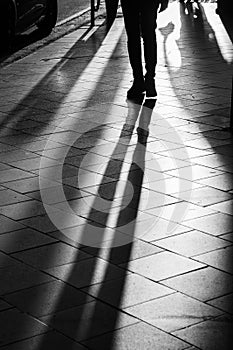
[[121, 0, 169, 99]]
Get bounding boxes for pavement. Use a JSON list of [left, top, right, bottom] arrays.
[[57, 0, 91, 23], [0, 1, 233, 349]]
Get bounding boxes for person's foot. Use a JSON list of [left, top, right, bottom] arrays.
[[145, 77, 157, 98], [127, 79, 145, 99]]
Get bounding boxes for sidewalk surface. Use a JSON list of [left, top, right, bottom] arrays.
[[0, 2, 233, 349]]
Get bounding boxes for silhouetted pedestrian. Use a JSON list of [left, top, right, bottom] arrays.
[[121, 0, 169, 99]]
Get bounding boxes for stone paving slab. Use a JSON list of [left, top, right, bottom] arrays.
[[0, 1, 233, 349]]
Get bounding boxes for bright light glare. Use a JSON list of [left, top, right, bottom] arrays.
[[202, 4, 233, 63]]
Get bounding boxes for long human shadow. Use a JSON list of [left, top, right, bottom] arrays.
[[158, 0, 233, 341], [0, 18, 121, 133], [0, 0, 121, 65], [0, 19, 133, 348], [0, 15, 127, 239], [159, 2, 233, 197], [80, 98, 156, 348], [218, 12, 233, 42], [169, 1, 232, 121], [32, 97, 156, 348], [217, 7, 233, 128], [0, 18, 127, 216]]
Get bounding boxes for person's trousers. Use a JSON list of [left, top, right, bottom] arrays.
[[121, 0, 159, 80], [105, 0, 119, 27]]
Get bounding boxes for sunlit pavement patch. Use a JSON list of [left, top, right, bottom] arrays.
[[39, 101, 193, 248]]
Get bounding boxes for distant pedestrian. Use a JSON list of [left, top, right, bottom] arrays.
[[121, 0, 169, 99]]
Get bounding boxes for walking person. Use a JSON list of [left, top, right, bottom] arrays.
[[121, 0, 169, 99]]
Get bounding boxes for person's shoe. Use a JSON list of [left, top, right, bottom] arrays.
[[145, 77, 157, 98], [127, 79, 145, 99]]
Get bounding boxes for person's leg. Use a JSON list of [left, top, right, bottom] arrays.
[[105, 0, 119, 28], [121, 0, 143, 80], [121, 0, 145, 97], [140, 0, 159, 96]]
